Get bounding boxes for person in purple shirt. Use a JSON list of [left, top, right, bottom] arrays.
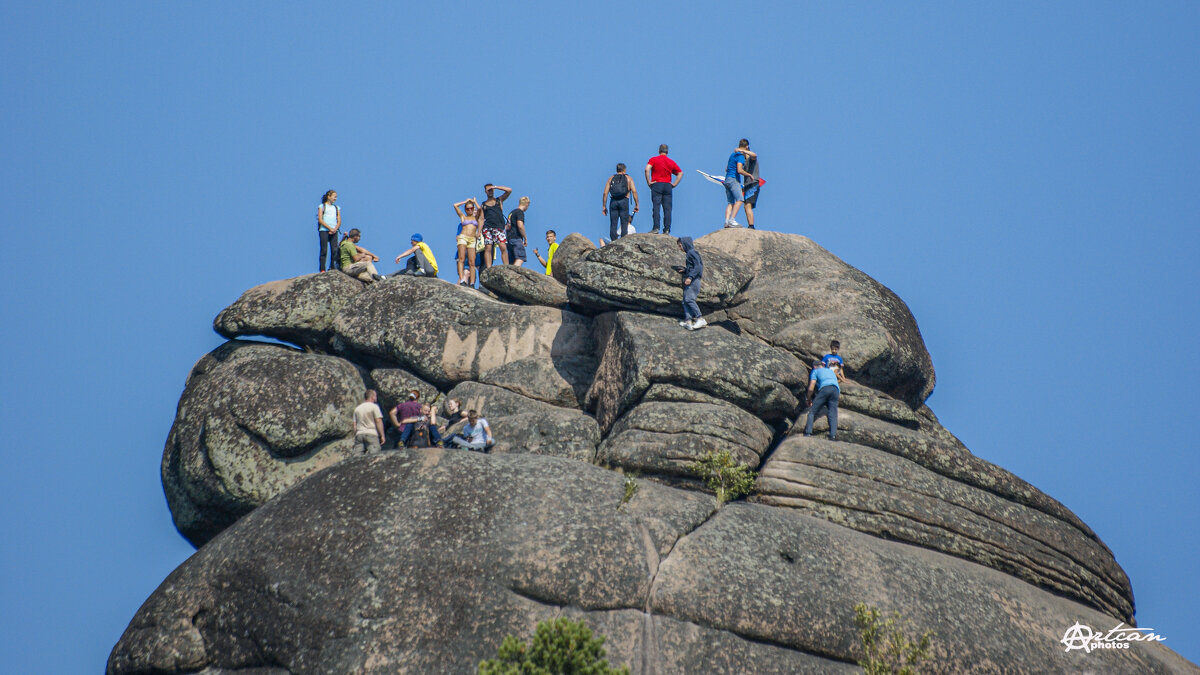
[[804, 360, 841, 440], [388, 390, 425, 448]]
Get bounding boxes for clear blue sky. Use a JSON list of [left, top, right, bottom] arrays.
[[2, 2, 1197, 671]]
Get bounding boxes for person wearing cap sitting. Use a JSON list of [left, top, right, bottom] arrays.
[[394, 233, 439, 277]]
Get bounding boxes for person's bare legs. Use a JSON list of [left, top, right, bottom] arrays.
[[468, 251, 478, 286], [730, 200, 744, 222], [725, 203, 734, 223], [456, 244, 467, 283], [744, 202, 754, 228], [499, 245, 510, 265], [483, 245, 494, 269]]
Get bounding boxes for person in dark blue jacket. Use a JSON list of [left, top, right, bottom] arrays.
[[674, 237, 707, 330]]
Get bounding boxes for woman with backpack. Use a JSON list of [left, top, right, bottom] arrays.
[[317, 190, 341, 272], [601, 164, 638, 242]]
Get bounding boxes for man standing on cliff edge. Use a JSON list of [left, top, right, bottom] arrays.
[[645, 145, 682, 234]]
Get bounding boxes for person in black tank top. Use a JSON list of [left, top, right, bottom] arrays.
[[480, 183, 512, 268]]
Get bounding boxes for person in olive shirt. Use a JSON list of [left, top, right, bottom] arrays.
[[339, 229, 383, 282]]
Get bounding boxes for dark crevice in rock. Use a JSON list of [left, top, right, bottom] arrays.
[[233, 421, 338, 464]]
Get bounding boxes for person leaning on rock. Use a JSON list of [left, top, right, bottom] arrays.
[[673, 237, 707, 330], [339, 228, 383, 282], [804, 360, 841, 441], [351, 390, 386, 454]]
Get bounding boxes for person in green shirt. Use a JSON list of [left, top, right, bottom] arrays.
[[339, 229, 383, 282]]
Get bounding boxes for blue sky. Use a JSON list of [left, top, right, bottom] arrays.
[[2, 2, 1197, 671]]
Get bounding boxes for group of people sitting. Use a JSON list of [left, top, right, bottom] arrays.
[[351, 389, 496, 453]]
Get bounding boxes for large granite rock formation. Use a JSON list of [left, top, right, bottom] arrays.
[[480, 264, 569, 308], [125, 230, 1198, 673]]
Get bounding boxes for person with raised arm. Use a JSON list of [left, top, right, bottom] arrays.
[[453, 198, 482, 286], [533, 230, 558, 276], [480, 183, 513, 268], [394, 233, 439, 277]]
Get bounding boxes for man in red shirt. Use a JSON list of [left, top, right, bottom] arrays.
[[644, 144, 683, 234]]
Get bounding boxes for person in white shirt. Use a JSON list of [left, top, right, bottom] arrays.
[[447, 409, 494, 451], [351, 390, 386, 454]]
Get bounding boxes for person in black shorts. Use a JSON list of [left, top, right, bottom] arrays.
[[480, 183, 512, 268], [506, 196, 530, 266]]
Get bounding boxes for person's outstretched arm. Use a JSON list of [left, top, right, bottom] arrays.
[[534, 248, 547, 266], [494, 185, 513, 202], [394, 245, 418, 263]]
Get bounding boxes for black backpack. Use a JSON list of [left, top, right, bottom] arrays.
[[405, 420, 432, 448], [609, 174, 629, 199]]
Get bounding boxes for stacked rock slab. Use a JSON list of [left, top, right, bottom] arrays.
[[214, 270, 366, 350], [131, 231, 1197, 673]]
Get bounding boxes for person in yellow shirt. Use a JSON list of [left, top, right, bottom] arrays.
[[394, 233, 439, 277], [534, 230, 558, 276]]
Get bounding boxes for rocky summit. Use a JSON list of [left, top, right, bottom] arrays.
[[111, 231, 1196, 674]]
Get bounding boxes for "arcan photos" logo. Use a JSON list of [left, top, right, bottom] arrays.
[[1060, 622, 1166, 653]]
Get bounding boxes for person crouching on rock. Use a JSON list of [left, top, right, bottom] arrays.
[[446, 410, 494, 451], [394, 233, 439, 277], [804, 360, 841, 441], [673, 237, 706, 330], [339, 228, 383, 282]]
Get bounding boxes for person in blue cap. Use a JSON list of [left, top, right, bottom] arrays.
[[394, 233, 439, 277]]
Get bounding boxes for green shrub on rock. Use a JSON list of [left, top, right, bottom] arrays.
[[853, 603, 935, 675], [478, 617, 630, 675], [688, 450, 757, 506]]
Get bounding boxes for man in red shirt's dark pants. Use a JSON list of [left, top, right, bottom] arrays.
[[644, 144, 683, 234]]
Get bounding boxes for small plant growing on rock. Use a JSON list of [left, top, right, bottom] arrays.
[[853, 603, 935, 675], [618, 475, 638, 510], [687, 450, 757, 506], [479, 617, 630, 675]]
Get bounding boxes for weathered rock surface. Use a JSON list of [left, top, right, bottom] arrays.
[[566, 234, 752, 316], [585, 311, 807, 432], [331, 276, 596, 395], [698, 229, 935, 406], [368, 367, 438, 414], [112, 453, 1195, 675], [445, 382, 601, 461], [213, 271, 366, 349], [755, 434, 1133, 622], [550, 232, 596, 286], [480, 264, 569, 307], [161, 341, 366, 547]]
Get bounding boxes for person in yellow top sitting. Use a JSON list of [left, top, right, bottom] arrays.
[[534, 230, 558, 276], [394, 233, 439, 277]]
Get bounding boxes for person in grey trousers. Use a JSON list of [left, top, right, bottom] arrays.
[[674, 237, 706, 330]]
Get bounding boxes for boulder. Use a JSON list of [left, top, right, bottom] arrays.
[[445, 382, 601, 462], [367, 367, 439, 415], [566, 234, 752, 316], [755, 435, 1134, 622], [480, 264, 569, 307], [697, 229, 935, 406], [330, 277, 596, 399], [585, 312, 807, 433], [598, 400, 775, 480], [111, 453, 1194, 675], [213, 271, 366, 349], [549, 232, 596, 286], [161, 341, 367, 547]]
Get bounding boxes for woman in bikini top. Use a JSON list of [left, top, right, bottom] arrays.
[[453, 199, 482, 286]]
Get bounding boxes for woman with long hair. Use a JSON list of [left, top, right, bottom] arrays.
[[317, 190, 341, 271], [453, 198, 482, 286]]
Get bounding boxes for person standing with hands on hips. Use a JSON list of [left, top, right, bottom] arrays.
[[644, 145, 682, 234], [317, 190, 341, 271]]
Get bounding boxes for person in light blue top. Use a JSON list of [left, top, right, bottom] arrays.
[[804, 359, 841, 440], [317, 190, 341, 272], [723, 139, 757, 228]]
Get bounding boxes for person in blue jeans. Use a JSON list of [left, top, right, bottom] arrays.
[[804, 360, 841, 440], [673, 237, 706, 330], [723, 139, 758, 228]]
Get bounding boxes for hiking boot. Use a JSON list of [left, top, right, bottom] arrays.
[[689, 318, 708, 330]]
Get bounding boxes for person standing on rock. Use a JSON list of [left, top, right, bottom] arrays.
[[339, 228, 383, 282], [446, 410, 494, 451], [602, 164, 639, 242], [454, 198, 482, 286], [506, 197, 530, 267], [804, 360, 841, 441], [742, 149, 762, 230], [480, 183, 513, 268], [317, 190, 341, 272], [534, 230, 558, 276], [644, 145, 682, 234], [393, 233, 439, 277], [723, 139, 757, 228], [674, 237, 707, 330], [352, 390, 386, 454]]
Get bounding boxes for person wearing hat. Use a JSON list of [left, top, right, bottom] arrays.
[[394, 233, 439, 277]]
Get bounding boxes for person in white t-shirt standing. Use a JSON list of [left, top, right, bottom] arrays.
[[351, 390, 386, 455]]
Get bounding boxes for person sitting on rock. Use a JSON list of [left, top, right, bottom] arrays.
[[804, 360, 841, 441], [446, 409, 494, 451], [533, 230, 558, 276], [352, 390, 386, 455], [389, 390, 424, 448], [339, 228, 383, 282], [394, 233, 439, 277], [443, 398, 464, 426], [822, 340, 847, 383], [404, 403, 445, 448], [673, 237, 706, 330]]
